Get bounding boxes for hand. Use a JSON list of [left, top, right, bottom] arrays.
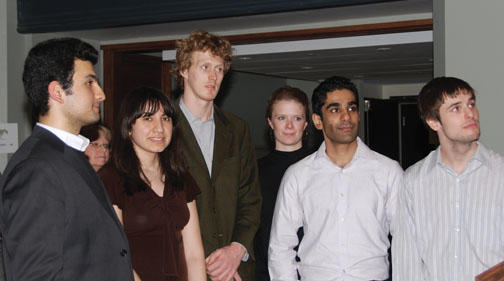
[[133, 269, 142, 281], [206, 243, 245, 281]]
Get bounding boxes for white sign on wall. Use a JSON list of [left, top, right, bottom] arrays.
[[0, 123, 18, 153]]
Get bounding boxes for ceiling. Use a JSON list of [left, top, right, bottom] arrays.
[[228, 33, 433, 83], [231, 42, 433, 83], [55, 0, 433, 83]]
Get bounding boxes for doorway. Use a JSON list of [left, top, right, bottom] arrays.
[[364, 96, 437, 169]]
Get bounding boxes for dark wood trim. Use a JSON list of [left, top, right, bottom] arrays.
[[476, 261, 504, 281], [225, 18, 432, 45], [161, 61, 172, 97], [101, 19, 432, 52], [102, 49, 116, 129]]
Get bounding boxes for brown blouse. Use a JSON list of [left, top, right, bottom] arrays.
[[99, 166, 200, 281]]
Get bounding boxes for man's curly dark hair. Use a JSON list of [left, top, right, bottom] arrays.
[[22, 38, 98, 118]]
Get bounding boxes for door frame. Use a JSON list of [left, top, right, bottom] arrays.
[[100, 19, 432, 128]]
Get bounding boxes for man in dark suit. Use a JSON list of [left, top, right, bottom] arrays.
[[173, 30, 262, 281], [0, 38, 134, 281]]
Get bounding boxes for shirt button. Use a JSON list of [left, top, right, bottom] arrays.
[[340, 218, 345, 222], [455, 255, 458, 259], [339, 193, 344, 197], [218, 233, 223, 237], [120, 249, 128, 257], [455, 228, 460, 232]]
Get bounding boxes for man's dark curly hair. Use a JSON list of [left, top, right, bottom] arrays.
[[22, 38, 98, 118]]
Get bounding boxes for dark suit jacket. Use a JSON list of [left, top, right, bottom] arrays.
[[177, 105, 262, 281], [0, 126, 134, 281]]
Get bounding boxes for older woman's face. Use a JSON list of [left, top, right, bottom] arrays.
[[84, 129, 110, 171]]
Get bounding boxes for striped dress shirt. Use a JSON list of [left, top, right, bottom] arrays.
[[392, 142, 504, 281]]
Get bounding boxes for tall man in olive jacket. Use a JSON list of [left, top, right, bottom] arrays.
[[174, 30, 261, 281]]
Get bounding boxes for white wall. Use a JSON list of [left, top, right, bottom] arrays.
[[382, 83, 425, 99], [285, 79, 318, 101], [0, 0, 31, 172], [359, 82, 425, 100], [0, 0, 7, 171], [359, 82, 383, 99], [7, 0, 31, 145], [218, 71, 286, 149], [434, 0, 504, 153]]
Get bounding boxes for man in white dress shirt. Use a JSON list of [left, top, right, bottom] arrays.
[[268, 76, 403, 281], [392, 77, 504, 281]]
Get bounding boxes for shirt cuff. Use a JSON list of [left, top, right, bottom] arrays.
[[231, 242, 249, 262]]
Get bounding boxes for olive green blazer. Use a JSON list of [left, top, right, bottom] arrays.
[[176, 104, 262, 281]]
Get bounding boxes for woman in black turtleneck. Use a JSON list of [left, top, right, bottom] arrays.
[[254, 86, 311, 281]]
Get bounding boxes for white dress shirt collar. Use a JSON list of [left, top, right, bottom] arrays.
[[314, 137, 371, 168], [36, 123, 89, 152]]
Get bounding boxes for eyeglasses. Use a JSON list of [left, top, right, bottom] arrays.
[[88, 142, 111, 150]]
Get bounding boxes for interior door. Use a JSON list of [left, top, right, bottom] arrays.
[[364, 97, 435, 169], [103, 52, 171, 130], [399, 102, 436, 168], [364, 98, 400, 162]]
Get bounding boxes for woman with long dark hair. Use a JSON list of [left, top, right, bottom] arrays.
[[99, 87, 206, 281]]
